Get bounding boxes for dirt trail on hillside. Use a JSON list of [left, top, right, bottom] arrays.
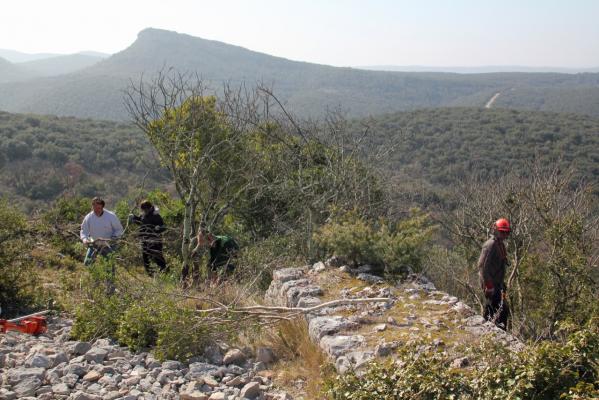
[[485, 92, 501, 108]]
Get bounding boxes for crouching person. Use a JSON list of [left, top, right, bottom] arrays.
[[194, 229, 239, 282], [129, 200, 168, 275]]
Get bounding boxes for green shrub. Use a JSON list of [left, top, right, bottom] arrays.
[[154, 306, 213, 362], [71, 258, 130, 341], [325, 351, 466, 399], [0, 200, 39, 317], [314, 211, 382, 267], [324, 321, 599, 400], [115, 297, 215, 361], [71, 292, 129, 341], [314, 209, 435, 276], [116, 302, 159, 352], [379, 209, 437, 275], [471, 322, 599, 399], [73, 264, 238, 361]]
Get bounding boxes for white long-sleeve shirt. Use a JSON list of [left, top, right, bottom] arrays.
[[80, 210, 124, 241]]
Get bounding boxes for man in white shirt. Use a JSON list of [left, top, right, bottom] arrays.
[[80, 197, 124, 265]]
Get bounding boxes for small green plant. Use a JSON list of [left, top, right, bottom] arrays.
[[314, 209, 435, 276], [0, 200, 41, 317], [323, 321, 599, 400], [71, 292, 129, 341], [315, 211, 380, 267], [153, 306, 213, 361], [116, 302, 159, 352]]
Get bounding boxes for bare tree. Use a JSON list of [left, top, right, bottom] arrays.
[[433, 162, 598, 338], [125, 71, 264, 282], [124, 69, 389, 284]]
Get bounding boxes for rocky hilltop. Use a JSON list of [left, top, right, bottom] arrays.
[[0, 261, 521, 399]]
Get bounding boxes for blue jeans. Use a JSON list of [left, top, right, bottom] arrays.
[[84, 244, 117, 266]]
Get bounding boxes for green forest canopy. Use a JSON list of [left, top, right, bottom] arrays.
[[1, 107, 598, 208], [355, 107, 599, 196], [0, 111, 166, 209]]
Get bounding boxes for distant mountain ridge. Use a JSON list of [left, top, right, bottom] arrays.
[[0, 49, 61, 63], [360, 65, 599, 74], [0, 57, 35, 83], [0, 50, 107, 83], [19, 54, 105, 77], [0, 28, 598, 120], [0, 49, 109, 63]]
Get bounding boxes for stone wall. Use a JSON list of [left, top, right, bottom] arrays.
[[265, 261, 521, 373]]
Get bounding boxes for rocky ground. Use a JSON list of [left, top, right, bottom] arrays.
[[265, 259, 521, 374], [1, 260, 521, 399], [0, 318, 291, 399]]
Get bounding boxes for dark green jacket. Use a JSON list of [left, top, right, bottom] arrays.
[[209, 235, 239, 268]]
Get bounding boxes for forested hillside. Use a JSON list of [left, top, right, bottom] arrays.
[[495, 86, 599, 117], [1, 28, 598, 120], [0, 111, 166, 209], [2, 107, 598, 209], [357, 107, 599, 199]]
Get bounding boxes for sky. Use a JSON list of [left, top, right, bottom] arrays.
[[1, 0, 598, 68]]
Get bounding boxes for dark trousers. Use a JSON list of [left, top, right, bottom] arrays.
[[484, 287, 510, 330], [142, 241, 167, 275], [209, 260, 236, 273]]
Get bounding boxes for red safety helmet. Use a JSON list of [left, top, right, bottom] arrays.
[[494, 218, 511, 232]]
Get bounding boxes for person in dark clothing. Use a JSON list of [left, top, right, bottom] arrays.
[[129, 200, 168, 275], [477, 218, 511, 330], [194, 229, 239, 273]]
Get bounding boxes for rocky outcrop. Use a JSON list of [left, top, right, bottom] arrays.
[[265, 260, 521, 374], [0, 318, 290, 399], [0, 262, 522, 398]]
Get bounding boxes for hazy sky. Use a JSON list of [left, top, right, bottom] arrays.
[[1, 0, 598, 67]]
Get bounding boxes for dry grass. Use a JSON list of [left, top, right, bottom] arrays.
[[258, 318, 331, 399], [27, 248, 86, 312], [194, 280, 252, 307], [313, 269, 368, 302]]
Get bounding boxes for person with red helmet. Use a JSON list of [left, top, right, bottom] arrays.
[[477, 218, 511, 330]]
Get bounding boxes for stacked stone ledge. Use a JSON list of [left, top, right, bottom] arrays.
[[264, 264, 378, 373], [265, 259, 522, 374]]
